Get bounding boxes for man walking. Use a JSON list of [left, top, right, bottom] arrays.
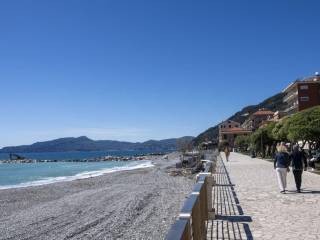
[[290, 145, 308, 193]]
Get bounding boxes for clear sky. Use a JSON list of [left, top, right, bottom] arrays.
[[0, 0, 319, 147]]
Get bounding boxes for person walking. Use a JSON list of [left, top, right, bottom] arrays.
[[274, 142, 290, 193], [224, 145, 230, 162], [290, 145, 308, 193]]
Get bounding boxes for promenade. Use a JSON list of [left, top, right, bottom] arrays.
[[211, 152, 320, 240]]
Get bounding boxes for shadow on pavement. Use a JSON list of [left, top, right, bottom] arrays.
[[286, 189, 320, 194], [207, 155, 254, 240]]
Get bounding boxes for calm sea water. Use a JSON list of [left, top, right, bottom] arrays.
[[0, 151, 155, 189], [0, 150, 154, 161]]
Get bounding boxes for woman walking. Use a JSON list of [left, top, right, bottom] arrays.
[[274, 142, 291, 193], [290, 145, 308, 193], [224, 145, 230, 162]]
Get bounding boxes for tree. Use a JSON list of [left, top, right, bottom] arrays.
[[286, 106, 320, 148], [234, 135, 250, 152], [218, 140, 229, 151], [251, 122, 276, 157], [272, 117, 290, 142]]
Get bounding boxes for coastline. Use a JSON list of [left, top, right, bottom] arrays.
[[0, 160, 154, 190], [0, 152, 194, 240]]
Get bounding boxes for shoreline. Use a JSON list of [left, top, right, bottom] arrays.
[[0, 160, 154, 190], [0, 152, 194, 240], [0, 152, 169, 163]]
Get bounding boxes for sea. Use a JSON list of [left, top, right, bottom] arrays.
[[0, 150, 155, 190]]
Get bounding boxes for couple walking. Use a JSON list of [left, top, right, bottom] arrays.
[[274, 142, 307, 193]]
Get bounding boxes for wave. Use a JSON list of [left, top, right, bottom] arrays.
[[0, 160, 154, 190]]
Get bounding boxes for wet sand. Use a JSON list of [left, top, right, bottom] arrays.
[[0, 152, 194, 240]]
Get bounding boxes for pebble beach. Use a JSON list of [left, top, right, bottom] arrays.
[[0, 152, 193, 240]]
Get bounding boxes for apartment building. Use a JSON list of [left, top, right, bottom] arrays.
[[283, 73, 320, 114], [242, 108, 275, 131]]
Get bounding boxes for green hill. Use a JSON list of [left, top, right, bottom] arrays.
[[0, 136, 195, 153], [192, 92, 286, 145]]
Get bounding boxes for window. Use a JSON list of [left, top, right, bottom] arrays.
[[229, 125, 231, 128], [300, 96, 309, 102], [300, 85, 309, 90]]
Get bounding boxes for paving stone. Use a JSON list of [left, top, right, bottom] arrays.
[[213, 152, 320, 240]]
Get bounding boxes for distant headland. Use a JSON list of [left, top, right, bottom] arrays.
[[0, 136, 194, 153]]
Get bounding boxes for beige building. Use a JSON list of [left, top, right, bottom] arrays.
[[242, 108, 274, 131], [219, 120, 251, 148], [273, 111, 287, 120]]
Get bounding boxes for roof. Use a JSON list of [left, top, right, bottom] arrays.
[[219, 119, 240, 126], [282, 75, 320, 93], [253, 110, 275, 116], [220, 127, 251, 134]]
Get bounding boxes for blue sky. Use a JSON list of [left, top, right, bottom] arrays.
[[0, 0, 319, 147]]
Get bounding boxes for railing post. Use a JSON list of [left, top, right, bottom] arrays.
[[166, 219, 191, 240], [166, 150, 219, 240], [190, 184, 206, 239], [197, 173, 215, 220], [179, 194, 203, 240]]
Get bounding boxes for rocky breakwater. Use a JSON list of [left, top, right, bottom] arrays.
[[0, 152, 167, 164]]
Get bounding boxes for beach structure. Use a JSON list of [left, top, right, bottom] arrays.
[[218, 120, 251, 148], [282, 72, 320, 115], [9, 153, 26, 160], [199, 141, 217, 150], [179, 151, 201, 169]]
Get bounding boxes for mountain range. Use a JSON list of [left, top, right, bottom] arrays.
[[1, 91, 288, 152], [0, 136, 194, 153]]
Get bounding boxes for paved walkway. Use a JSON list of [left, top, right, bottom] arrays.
[[207, 154, 253, 240], [214, 152, 320, 240]]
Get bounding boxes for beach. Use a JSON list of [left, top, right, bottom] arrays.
[[0, 152, 194, 240]]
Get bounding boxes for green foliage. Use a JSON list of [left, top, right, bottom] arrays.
[[272, 117, 290, 142], [248, 106, 320, 156], [249, 122, 277, 157], [218, 140, 229, 150], [251, 128, 265, 153], [286, 106, 320, 144], [266, 121, 276, 141], [192, 126, 219, 146], [234, 135, 251, 151]]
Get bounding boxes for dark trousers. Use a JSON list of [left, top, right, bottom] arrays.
[[293, 170, 303, 190]]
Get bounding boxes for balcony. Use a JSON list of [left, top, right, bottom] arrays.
[[284, 104, 298, 114], [283, 91, 298, 103]]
